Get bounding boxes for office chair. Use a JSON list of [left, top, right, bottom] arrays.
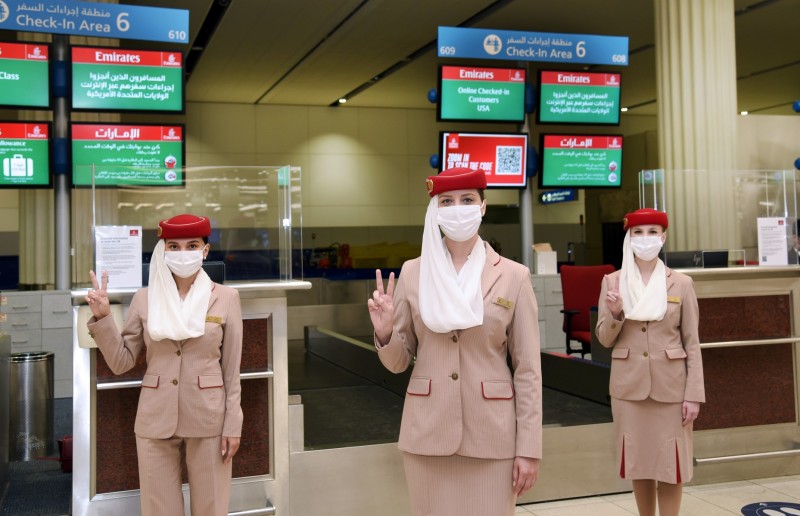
[[559, 264, 615, 358]]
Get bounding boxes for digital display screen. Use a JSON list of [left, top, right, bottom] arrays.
[[440, 131, 528, 188], [540, 134, 622, 189], [0, 42, 50, 109], [0, 122, 51, 188], [537, 70, 621, 125], [71, 123, 185, 187], [71, 46, 184, 112], [438, 65, 526, 123]]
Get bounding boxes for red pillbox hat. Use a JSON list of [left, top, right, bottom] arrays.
[[426, 167, 487, 197], [157, 214, 211, 239], [623, 208, 669, 231]]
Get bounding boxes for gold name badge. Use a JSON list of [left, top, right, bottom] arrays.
[[205, 315, 223, 324], [494, 297, 514, 309], [667, 296, 681, 304]]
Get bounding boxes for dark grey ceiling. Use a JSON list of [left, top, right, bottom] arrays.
[[122, 0, 800, 116]]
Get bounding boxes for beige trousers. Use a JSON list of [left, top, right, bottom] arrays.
[[135, 435, 232, 516]]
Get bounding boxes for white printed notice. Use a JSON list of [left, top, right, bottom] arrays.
[[95, 226, 143, 288], [757, 217, 789, 266]]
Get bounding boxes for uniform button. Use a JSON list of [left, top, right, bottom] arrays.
[[176, 350, 181, 356], [451, 373, 459, 380], [171, 379, 178, 386], [611, 323, 617, 329], [451, 335, 458, 342], [643, 351, 649, 357], [641, 327, 646, 332]]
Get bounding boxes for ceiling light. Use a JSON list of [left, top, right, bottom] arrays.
[[620, 107, 628, 112], [740, 110, 749, 115], [338, 98, 347, 104]]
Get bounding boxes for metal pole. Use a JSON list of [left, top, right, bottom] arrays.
[[520, 63, 533, 270], [53, 35, 71, 290]]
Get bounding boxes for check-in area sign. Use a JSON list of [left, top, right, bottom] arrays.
[[0, 0, 189, 43], [438, 26, 628, 66]]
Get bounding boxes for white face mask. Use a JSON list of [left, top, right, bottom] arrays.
[[437, 204, 483, 242], [163, 250, 204, 278], [630, 235, 664, 261]]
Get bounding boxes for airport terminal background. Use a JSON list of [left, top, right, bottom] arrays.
[[2, 0, 800, 515]]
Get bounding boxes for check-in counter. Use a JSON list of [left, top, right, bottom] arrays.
[[71, 281, 310, 516], [682, 266, 800, 482]]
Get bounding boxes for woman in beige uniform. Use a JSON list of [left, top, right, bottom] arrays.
[[596, 208, 705, 516], [85, 214, 243, 516], [368, 167, 542, 516]]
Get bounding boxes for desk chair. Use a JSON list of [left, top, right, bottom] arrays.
[[560, 264, 615, 358]]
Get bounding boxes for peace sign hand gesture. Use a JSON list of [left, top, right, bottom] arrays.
[[367, 269, 395, 345], [86, 270, 111, 320], [605, 274, 623, 319]]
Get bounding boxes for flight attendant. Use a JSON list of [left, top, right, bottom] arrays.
[[85, 213, 243, 516], [368, 167, 542, 516], [596, 208, 705, 516]]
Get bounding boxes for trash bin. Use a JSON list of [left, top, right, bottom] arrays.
[[8, 352, 54, 461]]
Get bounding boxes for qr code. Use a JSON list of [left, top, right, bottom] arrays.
[[496, 146, 523, 175]]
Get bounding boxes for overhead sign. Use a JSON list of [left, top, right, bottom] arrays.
[[438, 26, 628, 66], [438, 65, 526, 123], [440, 131, 528, 188], [0, 122, 50, 188], [71, 123, 184, 187], [0, 0, 189, 43], [0, 42, 50, 109], [72, 46, 184, 112], [539, 189, 577, 204], [538, 71, 621, 125], [540, 134, 622, 188]]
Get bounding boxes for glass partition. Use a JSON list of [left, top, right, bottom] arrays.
[[639, 169, 797, 267], [71, 165, 302, 288]]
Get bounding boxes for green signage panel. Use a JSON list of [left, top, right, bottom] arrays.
[[0, 122, 51, 188], [538, 71, 621, 125], [0, 42, 50, 109], [438, 65, 526, 122], [71, 124, 184, 187], [72, 46, 184, 112], [540, 134, 622, 189]]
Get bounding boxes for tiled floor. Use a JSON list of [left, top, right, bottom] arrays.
[[515, 474, 800, 515]]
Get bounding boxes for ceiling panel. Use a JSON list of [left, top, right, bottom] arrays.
[[186, 0, 367, 103], [263, 0, 497, 105]]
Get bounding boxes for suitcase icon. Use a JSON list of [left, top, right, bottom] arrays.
[[3, 154, 34, 177]]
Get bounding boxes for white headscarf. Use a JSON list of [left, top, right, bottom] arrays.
[[418, 196, 485, 333], [147, 240, 213, 341], [619, 231, 667, 321]]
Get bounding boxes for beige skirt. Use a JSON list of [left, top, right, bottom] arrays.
[[402, 452, 516, 516], [611, 397, 694, 484]]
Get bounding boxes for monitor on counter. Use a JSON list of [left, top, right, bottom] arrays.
[[539, 134, 622, 189], [440, 131, 528, 188], [437, 65, 526, 123], [71, 46, 184, 113], [71, 123, 185, 187], [0, 41, 51, 109], [0, 122, 51, 189], [537, 70, 621, 125]]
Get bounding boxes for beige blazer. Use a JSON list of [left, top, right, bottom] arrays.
[[88, 284, 244, 439], [377, 243, 543, 460], [596, 268, 705, 404]]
